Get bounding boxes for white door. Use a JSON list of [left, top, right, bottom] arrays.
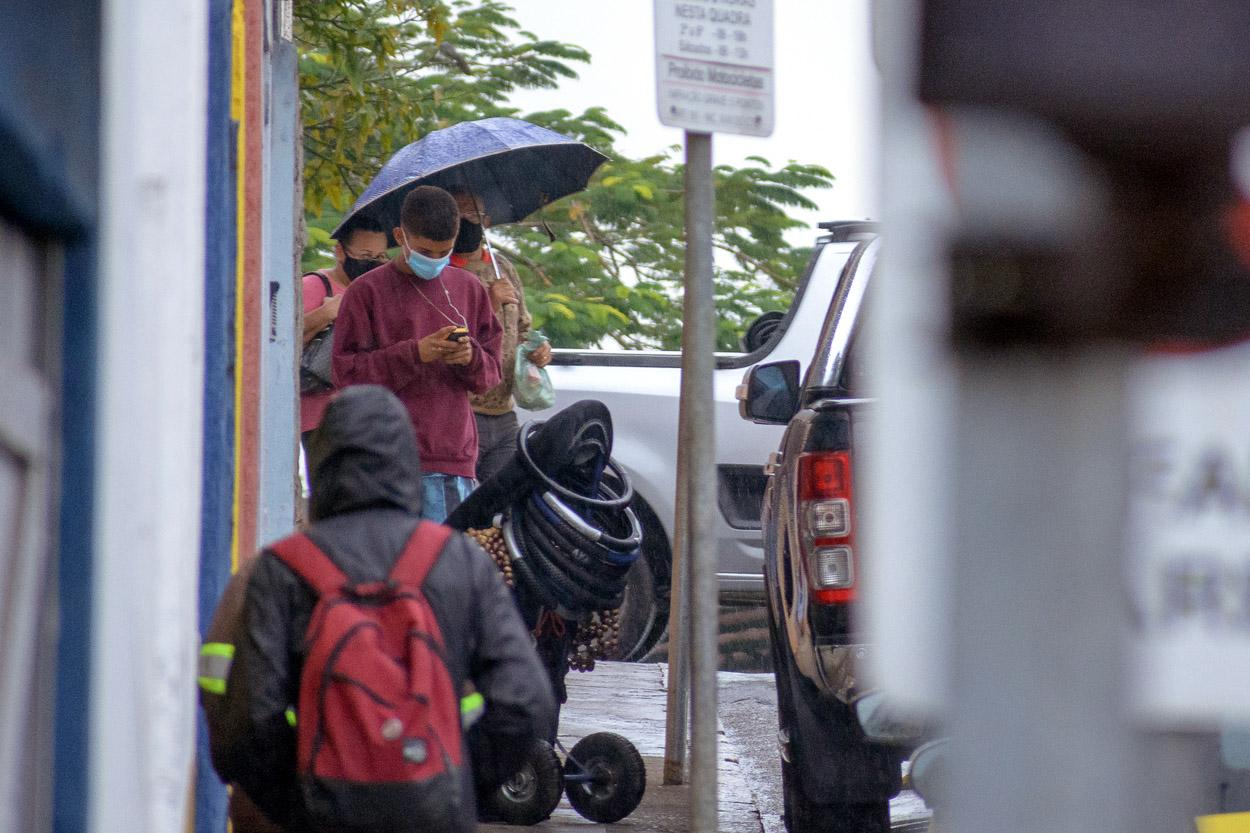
[[0, 218, 59, 833]]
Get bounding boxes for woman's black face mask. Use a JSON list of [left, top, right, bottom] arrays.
[[453, 218, 484, 254], [342, 255, 381, 281]]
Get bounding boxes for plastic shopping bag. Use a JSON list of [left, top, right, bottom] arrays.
[[513, 330, 555, 411]]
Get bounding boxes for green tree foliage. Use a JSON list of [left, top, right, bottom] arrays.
[[497, 138, 831, 350], [298, 0, 586, 214], [296, 0, 834, 350]]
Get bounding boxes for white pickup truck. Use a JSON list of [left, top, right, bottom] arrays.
[[543, 221, 877, 659]]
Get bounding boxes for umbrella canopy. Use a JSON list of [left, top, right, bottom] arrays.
[[333, 117, 608, 243]]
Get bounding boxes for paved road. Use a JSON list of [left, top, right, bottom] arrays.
[[718, 670, 931, 833], [652, 603, 933, 831], [480, 599, 933, 832], [482, 662, 764, 833]]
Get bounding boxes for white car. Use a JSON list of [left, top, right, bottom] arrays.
[[544, 222, 877, 659]]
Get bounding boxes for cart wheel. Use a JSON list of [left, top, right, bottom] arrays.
[[564, 732, 646, 823], [482, 739, 563, 825]]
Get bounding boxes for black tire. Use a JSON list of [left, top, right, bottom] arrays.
[[481, 739, 564, 826], [610, 498, 671, 661], [519, 499, 630, 598], [517, 513, 624, 613], [564, 732, 647, 823], [781, 762, 889, 833], [742, 309, 786, 352], [767, 589, 890, 833]]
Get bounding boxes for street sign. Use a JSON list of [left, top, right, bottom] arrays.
[[653, 0, 774, 137], [1129, 343, 1250, 725]]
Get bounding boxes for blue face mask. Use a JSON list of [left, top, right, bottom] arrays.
[[401, 231, 450, 281]]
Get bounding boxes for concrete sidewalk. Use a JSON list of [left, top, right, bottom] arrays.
[[480, 661, 764, 833]]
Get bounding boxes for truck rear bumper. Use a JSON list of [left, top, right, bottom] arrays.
[[813, 642, 870, 705]]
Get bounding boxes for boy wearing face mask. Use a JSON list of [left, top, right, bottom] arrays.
[[299, 216, 390, 440], [448, 191, 553, 483], [332, 185, 503, 521]]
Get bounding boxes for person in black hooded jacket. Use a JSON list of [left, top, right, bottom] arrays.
[[222, 385, 556, 832]]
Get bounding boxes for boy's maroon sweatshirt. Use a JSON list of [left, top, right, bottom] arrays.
[[331, 260, 503, 478]]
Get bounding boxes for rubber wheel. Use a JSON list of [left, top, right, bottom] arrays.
[[481, 738, 563, 825], [742, 309, 786, 352], [564, 732, 647, 823], [610, 499, 671, 661], [767, 587, 890, 833], [781, 761, 889, 833], [612, 554, 659, 660]]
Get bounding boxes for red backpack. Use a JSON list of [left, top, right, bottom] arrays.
[[269, 521, 462, 832]]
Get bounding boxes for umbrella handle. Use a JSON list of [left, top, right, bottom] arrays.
[[483, 228, 506, 285], [482, 229, 517, 307]]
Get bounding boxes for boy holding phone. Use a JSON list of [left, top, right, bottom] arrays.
[[332, 186, 503, 521]]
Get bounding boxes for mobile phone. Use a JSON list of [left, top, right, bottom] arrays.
[[446, 327, 469, 343]]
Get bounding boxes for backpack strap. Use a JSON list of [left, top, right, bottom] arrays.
[[388, 521, 453, 589], [269, 533, 348, 597]]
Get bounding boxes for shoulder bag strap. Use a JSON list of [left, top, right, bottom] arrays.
[[388, 521, 453, 589], [302, 270, 333, 300]]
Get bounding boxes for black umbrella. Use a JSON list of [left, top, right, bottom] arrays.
[[333, 117, 608, 241]]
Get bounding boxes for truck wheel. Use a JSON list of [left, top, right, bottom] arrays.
[[767, 584, 890, 833], [610, 498, 670, 661], [564, 732, 647, 823], [481, 739, 563, 825], [781, 760, 889, 833]]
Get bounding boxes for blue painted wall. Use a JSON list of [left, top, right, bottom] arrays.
[[54, 242, 97, 833], [0, 2, 101, 832], [195, 0, 239, 830]]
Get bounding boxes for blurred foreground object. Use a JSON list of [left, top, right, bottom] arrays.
[[867, 3, 1250, 833], [919, 0, 1250, 345], [1197, 812, 1250, 833]]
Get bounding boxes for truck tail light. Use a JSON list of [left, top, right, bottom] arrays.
[[798, 451, 856, 603]]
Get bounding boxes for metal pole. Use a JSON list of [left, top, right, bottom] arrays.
[[680, 130, 719, 833], [662, 404, 691, 785]]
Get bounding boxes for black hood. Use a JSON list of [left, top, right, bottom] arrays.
[[306, 385, 422, 521]]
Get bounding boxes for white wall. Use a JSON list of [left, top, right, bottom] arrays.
[[259, 17, 301, 547], [92, 1, 208, 830]]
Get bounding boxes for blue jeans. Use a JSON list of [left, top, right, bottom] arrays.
[[420, 473, 476, 523]]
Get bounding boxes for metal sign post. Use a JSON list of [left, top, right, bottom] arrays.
[[663, 416, 692, 785], [653, 2, 774, 829], [681, 130, 719, 833]]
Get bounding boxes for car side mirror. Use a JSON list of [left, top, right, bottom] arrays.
[[736, 360, 801, 425]]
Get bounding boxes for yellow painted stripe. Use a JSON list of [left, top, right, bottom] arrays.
[[229, 0, 246, 574], [230, 0, 245, 121]]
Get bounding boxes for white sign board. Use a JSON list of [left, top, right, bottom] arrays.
[[1129, 343, 1250, 725], [653, 0, 774, 136]]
